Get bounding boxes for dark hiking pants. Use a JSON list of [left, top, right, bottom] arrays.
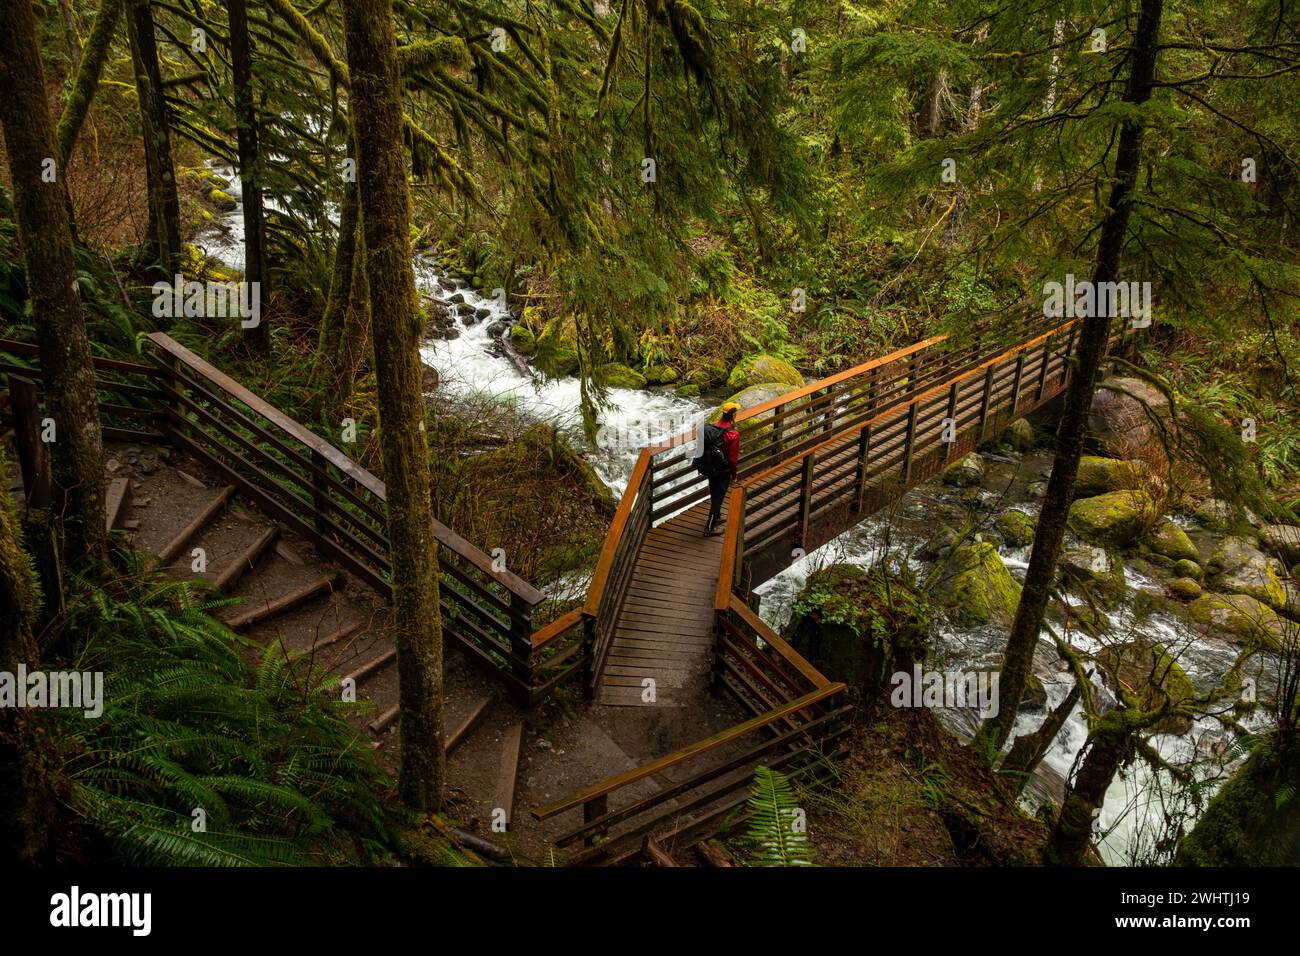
[[707, 472, 732, 529]]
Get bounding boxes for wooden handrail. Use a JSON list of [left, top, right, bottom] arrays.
[[145, 332, 544, 607], [726, 595, 832, 690], [584, 448, 650, 615], [532, 682, 846, 821], [739, 317, 1080, 489], [531, 608, 584, 649], [713, 484, 745, 611]]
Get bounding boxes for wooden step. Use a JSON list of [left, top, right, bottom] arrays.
[[310, 620, 362, 654], [157, 485, 234, 564], [224, 572, 339, 630], [493, 722, 525, 829], [341, 646, 396, 686], [369, 693, 494, 743], [213, 525, 280, 592], [104, 477, 131, 531]]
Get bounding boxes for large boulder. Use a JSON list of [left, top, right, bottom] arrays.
[[1004, 417, 1037, 451], [1206, 537, 1287, 611], [1057, 542, 1127, 609], [641, 364, 680, 385], [1074, 456, 1147, 498], [933, 542, 1022, 627], [726, 354, 803, 392], [995, 510, 1037, 548], [1259, 524, 1300, 566], [1067, 490, 1157, 548], [942, 453, 986, 488], [685, 361, 728, 389], [508, 323, 536, 355], [1088, 376, 1170, 453], [1187, 593, 1283, 649], [1142, 517, 1200, 564], [1194, 498, 1247, 532], [533, 315, 579, 376], [602, 363, 648, 389]]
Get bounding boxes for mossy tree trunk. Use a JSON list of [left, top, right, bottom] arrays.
[[342, 0, 445, 810], [974, 0, 1165, 757], [229, 0, 269, 352], [0, 0, 108, 567], [125, 0, 181, 280], [56, 0, 124, 166], [0, 452, 48, 862]]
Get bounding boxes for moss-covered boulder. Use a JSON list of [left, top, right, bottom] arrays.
[[785, 564, 933, 688], [641, 364, 680, 385], [1176, 745, 1300, 866], [1074, 456, 1147, 498], [1143, 517, 1199, 563], [1088, 376, 1170, 453], [726, 354, 803, 392], [1004, 417, 1036, 451], [1095, 640, 1196, 735], [507, 323, 535, 355], [603, 363, 648, 389], [1206, 537, 1287, 611], [1169, 577, 1202, 601], [1057, 543, 1127, 609], [685, 362, 727, 389], [942, 453, 986, 488], [1067, 490, 1157, 548], [1173, 558, 1202, 580], [709, 384, 787, 435], [1259, 524, 1300, 566], [1187, 592, 1283, 649], [674, 383, 701, 398], [1194, 498, 1249, 533], [533, 315, 579, 376], [933, 542, 1022, 627], [995, 510, 1037, 548], [208, 187, 238, 211]]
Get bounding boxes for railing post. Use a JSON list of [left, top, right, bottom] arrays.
[[7, 375, 51, 509], [943, 381, 959, 463], [797, 452, 815, 549], [1060, 325, 1077, 387], [1035, 334, 1052, 402], [581, 613, 597, 700], [977, 365, 994, 440], [584, 795, 609, 847], [901, 402, 918, 483], [509, 592, 534, 703], [1009, 354, 1025, 419], [772, 401, 785, 459], [854, 425, 872, 513], [310, 449, 330, 538]]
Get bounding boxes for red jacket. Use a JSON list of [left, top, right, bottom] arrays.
[[714, 420, 739, 477]]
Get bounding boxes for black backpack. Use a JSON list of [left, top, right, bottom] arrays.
[[692, 423, 731, 477]]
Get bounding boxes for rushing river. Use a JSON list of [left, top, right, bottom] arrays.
[[199, 169, 1264, 864]]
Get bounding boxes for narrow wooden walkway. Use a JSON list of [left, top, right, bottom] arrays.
[[596, 499, 726, 706]]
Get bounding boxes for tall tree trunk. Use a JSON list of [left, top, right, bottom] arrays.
[[1045, 707, 1142, 865], [56, 0, 125, 166], [229, 0, 269, 352], [341, 0, 446, 810], [974, 0, 1164, 757], [0, 452, 49, 862], [59, 0, 83, 75], [0, 0, 108, 566], [316, 130, 361, 398], [125, 0, 182, 280]]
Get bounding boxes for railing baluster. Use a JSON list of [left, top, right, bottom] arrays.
[[797, 453, 815, 549], [977, 365, 994, 441], [854, 425, 872, 513], [901, 402, 919, 483], [943, 380, 959, 462], [1035, 333, 1052, 401]]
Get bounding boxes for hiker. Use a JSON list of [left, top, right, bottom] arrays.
[[693, 401, 741, 536]]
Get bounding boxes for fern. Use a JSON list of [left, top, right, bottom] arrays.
[[745, 766, 815, 867]]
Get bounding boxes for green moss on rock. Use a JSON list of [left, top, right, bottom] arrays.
[[534, 315, 579, 376], [508, 323, 535, 354], [1067, 491, 1157, 548], [934, 542, 1022, 627], [1187, 592, 1283, 649], [603, 363, 647, 389], [1143, 517, 1200, 563], [726, 354, 803, 391], [995, 510, 1036, 547]]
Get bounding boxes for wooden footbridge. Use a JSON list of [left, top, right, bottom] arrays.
[[1, 309, 1136, 864]]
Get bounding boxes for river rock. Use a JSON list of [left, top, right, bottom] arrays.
[[995, 510, 1036, 547], [421, 364, 439, 390], [1004, 417, 1036, 451], [1173, 558, 1202, 579], [642, 364, 680, 385], [727, 354, 803, 392], [1095, 640, 1196, 735], [1057, 542, 1126, 609], [1205, 537, 1287, 610], [942, 453, 986, 488], [1067, 490, 1157, 548], [1259, 524, 1300, 566], [1074, 456, 1147, 498], [1194, 498, 1242, 531], [1187, 592, 1283, 649], [508, 324, 536, 355], [712, 384, 788, 434], [1142, 517, 1199, 563], [1087, 376, 1169, 453], [1282, 581, 1300, 624], [685, 362, 727, 388], [486, 319, 508, 338], [534, 315, 579, 376], [603, 364, 648, 389], [449, 291, 468, 304], [933, 542, 1021, 627], [1169, 577, 1202, 601], [1026, 480, 1048, 499], [675, 383, 700, 398]]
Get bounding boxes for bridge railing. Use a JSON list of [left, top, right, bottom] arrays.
[[643, 310, 1069, 524]]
